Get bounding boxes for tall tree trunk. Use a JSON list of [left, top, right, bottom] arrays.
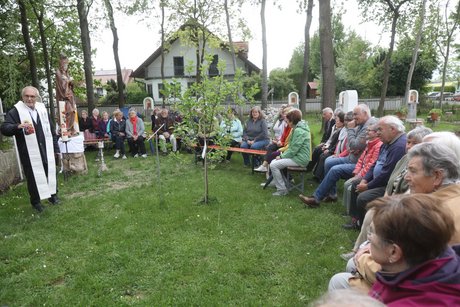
[[318, 0, 335, 110], [377, 0, 410, 117], [29, 1, 54, 120], [438, 1, 460, 105], [224, 0, 238, 74], [35, 7, 55, 126], [404, 0, 426, 105], [440, 42, 451, 106], [160, 0, 165, 107], [104, 0, 125, 108], [300, 0, 314, 114], [260, 0, 268, 110], [18, 0, 39, 89], [77, 0, 95, 114], [378, 13, 398, 117]]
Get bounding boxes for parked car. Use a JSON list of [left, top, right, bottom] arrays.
[[426, 91, 440, 98], [442, 92, 454, 101], [453, 92, 460, 102]]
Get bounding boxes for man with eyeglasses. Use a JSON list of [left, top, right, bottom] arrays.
[[1, 86, 60, 212]]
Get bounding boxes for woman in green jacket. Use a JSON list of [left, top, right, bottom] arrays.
[[269, 109, 311, 196]]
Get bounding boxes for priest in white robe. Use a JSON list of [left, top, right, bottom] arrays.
[[1, 86, 60, 212]]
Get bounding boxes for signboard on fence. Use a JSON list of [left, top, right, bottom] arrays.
[[338, 90, 358, 112], [407, 90, 418, 121], [288, 92, 299, 106], [143, 97, 154, 110]]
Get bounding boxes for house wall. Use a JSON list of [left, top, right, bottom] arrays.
[[144, 38, 248, 101]]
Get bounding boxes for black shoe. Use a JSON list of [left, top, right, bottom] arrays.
[[32, 203, 44, 212], [49, 195, 60, 205]]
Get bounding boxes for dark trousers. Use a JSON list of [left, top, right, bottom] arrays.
[[307, 145, 323, 171], [226, 140, 240, 160], [25, 161, 57, 205], [349, 185, 386, 225], [313, 152, 332, 180], [127, 135, 146, 156], [112, 135, 126, 155]]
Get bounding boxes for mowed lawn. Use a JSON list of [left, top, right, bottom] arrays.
[[1, 114, 456, 305]]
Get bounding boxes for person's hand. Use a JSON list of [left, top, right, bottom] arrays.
[[356, 180, 368, 193], [133, 135, 138, 141], [275, 155, 281, 160], [353, 243, 371, 265], [120, 132, 125, 137], [347, 120, 356, 128], [21, 122, 35, 134], [324, 149, 330, 155]]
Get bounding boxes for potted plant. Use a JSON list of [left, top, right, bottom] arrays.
[[429, 108, 442, 121], [395, 106, 408, 120]]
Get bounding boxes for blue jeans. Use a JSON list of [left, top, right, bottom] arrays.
[[313, 163, 355, 202], [324, 156, 352, 175], [240, 139, 269, 165]]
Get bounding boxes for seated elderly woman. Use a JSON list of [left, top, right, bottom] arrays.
[[125, 109, 147, 158], [341, 123, 383, 222], [368, 194, 460, 305], [219, 108, 243, 162], [110, 110, 127, 159], [313, 111, 350, 181], [329, 141, 460, 292], [266, 109, 311, 196], [241, 106, 270, 167], [255, 106, 293, 174]]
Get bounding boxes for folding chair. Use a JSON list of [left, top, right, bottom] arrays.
[[284, 166, 308, 193]]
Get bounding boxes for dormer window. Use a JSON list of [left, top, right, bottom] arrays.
[[173, 57, 184, 76], [208, 55, 219, 76]]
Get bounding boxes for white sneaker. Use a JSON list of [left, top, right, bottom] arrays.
[[254, 165, 268, 172], [134, 154, 139, 158], [141, 154, 147, 158], [122, 155, 127, 160], [114, 151, 120, 159]]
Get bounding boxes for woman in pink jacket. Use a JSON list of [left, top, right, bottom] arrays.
[[342, 125, 382, 219]]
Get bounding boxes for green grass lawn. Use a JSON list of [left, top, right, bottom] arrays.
[[0, 114, 456, 305]]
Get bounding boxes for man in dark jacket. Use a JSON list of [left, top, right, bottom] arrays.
[[1, 86, 59, 212], [306, 107, 335, 171], [154, 108, 177, 153]]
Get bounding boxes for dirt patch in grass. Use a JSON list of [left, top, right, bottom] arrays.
[[66, 179, 144, 199]]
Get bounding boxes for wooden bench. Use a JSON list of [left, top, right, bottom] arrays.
[[83, 137, 112, 148], [206, 145, 267, 174]]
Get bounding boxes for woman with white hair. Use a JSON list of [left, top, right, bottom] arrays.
[[405, 142, 460, 242], [125, 110, 147, 158]]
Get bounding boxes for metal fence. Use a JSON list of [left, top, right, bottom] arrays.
[[75, 97, 405, 118]]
